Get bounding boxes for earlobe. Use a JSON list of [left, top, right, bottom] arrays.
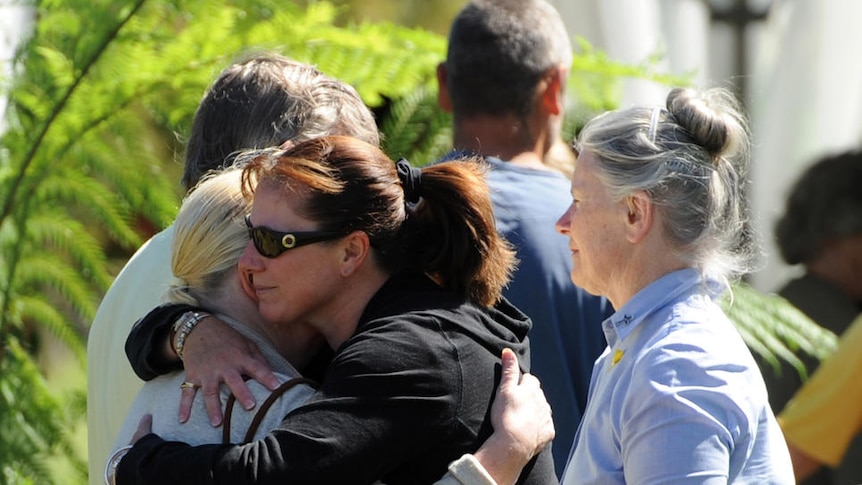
[[436, 62, 452, 113]]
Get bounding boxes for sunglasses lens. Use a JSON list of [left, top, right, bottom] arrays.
[[245, 215, 344, 258], [250, 227, 284, 258]]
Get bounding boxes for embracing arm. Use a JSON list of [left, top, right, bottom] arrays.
[[118, 338, 466, 484], [125, 303, 279, 424], [472, 348, 554, 485], [435, 348, 555, 485], [117, 312, 558, 485], [116, 347, 554, 485], [125, 303, 193, 380]]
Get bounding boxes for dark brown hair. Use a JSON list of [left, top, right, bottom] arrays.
[[240, 136, 515, 306]]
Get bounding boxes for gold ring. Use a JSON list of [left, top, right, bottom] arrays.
[[180, 381, 198, 390]]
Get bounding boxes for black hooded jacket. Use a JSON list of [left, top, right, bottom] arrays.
[[120, 272, 558, 485]]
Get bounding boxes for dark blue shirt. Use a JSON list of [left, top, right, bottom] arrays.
[[478, 155, 612, 476]]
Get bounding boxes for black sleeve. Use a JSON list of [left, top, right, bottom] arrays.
[[125, 303, 198, 380], [117, 434, 227, 484], [116, 319, 466, 484]]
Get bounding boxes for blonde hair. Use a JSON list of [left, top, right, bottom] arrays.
[[165, 169, 250, 305]]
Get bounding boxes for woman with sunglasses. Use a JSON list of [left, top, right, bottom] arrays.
[[115, 136, 557, 485], [110, 169, 320, 452]]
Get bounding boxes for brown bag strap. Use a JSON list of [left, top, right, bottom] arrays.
[[223, 392, 239, 444], [221, 377, 318, 444], [244, 377, 317, 443]]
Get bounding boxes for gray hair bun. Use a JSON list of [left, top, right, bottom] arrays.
[[666, 87, 748, 164]]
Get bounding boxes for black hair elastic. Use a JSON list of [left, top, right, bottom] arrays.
[[396, 158, 423, 204]]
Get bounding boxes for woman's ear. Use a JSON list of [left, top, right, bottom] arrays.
[[339, 231, 371, 277], [625, 191, 653, 243]]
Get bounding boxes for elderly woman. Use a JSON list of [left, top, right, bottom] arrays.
[[556, 88, 793, 484], [107, 168, 553, 485]]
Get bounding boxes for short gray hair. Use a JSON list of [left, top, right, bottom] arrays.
[[575, 87, 756, 284], [183, 52, 378, 190]]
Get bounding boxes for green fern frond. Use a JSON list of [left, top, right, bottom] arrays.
[[235, 5, 445, 107], [0, 339, 80, 485], [15, 295, 85, 364], [34, 172, 142, 250], [15, 254, 98, 325], [380, 85, 452, 165], [20, 212, 112, 290], [720, 282, 838, 379], [73, 126, 181, 231]]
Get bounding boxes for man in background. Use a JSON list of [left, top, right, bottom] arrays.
[[437, 0, 612, 475]]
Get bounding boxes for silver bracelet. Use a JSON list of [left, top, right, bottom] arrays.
[[172, 311, 211, 360], [104, 445, 133, 485]]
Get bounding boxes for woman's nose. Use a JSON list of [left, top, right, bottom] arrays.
[[555, 207, 572, 235], [238, 241, 264, 273]]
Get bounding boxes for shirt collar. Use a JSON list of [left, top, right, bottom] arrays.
[[601, 268, 707, 347]]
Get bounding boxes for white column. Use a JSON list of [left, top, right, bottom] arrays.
[[0, 2, 35, 134], [660, 0, 711, 88], [552, 0, 712, 106], [748, 0, 862, 291]]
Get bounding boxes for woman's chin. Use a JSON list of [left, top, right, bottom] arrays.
[[258, 306, 285, 325], [570, 274, 596, 296]]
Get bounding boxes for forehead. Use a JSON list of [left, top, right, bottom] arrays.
[[253, 179, 310, 204], [250, 181, 309, 223], [571, 150, 601, 193]]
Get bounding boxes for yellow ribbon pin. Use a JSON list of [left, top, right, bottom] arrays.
[[611, 349, 624, 366]]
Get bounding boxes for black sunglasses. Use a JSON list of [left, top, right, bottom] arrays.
[[244, 215, 346, 258]]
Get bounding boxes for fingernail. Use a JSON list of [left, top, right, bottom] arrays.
[[243, 399, 256, 410], [210, 416, 222, 427]]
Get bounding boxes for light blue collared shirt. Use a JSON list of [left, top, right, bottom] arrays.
[[561, 269, 793, 484]]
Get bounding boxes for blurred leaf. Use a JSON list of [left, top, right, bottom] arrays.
[[720, 281, 838, 379]]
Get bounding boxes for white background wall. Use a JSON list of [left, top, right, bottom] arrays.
[[551, 0, 862, 293], [0, 2, 35, 134]]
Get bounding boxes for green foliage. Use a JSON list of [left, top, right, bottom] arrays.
[[0, 1, 451, 482], [0, 0, 835, 483], [720, 281, 838, 379], [562, 37, 693, 140], [0, 339, 86, 485], [379, 85, 453, 165]]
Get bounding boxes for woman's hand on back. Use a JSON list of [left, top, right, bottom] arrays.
[[473, 348, 555, 485], [179, 316, 280, 425]]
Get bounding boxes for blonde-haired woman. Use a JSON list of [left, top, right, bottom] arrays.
[[109, 166, 554, 485], [112, 168, 320, 450], [116, 136, 557, 484]]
